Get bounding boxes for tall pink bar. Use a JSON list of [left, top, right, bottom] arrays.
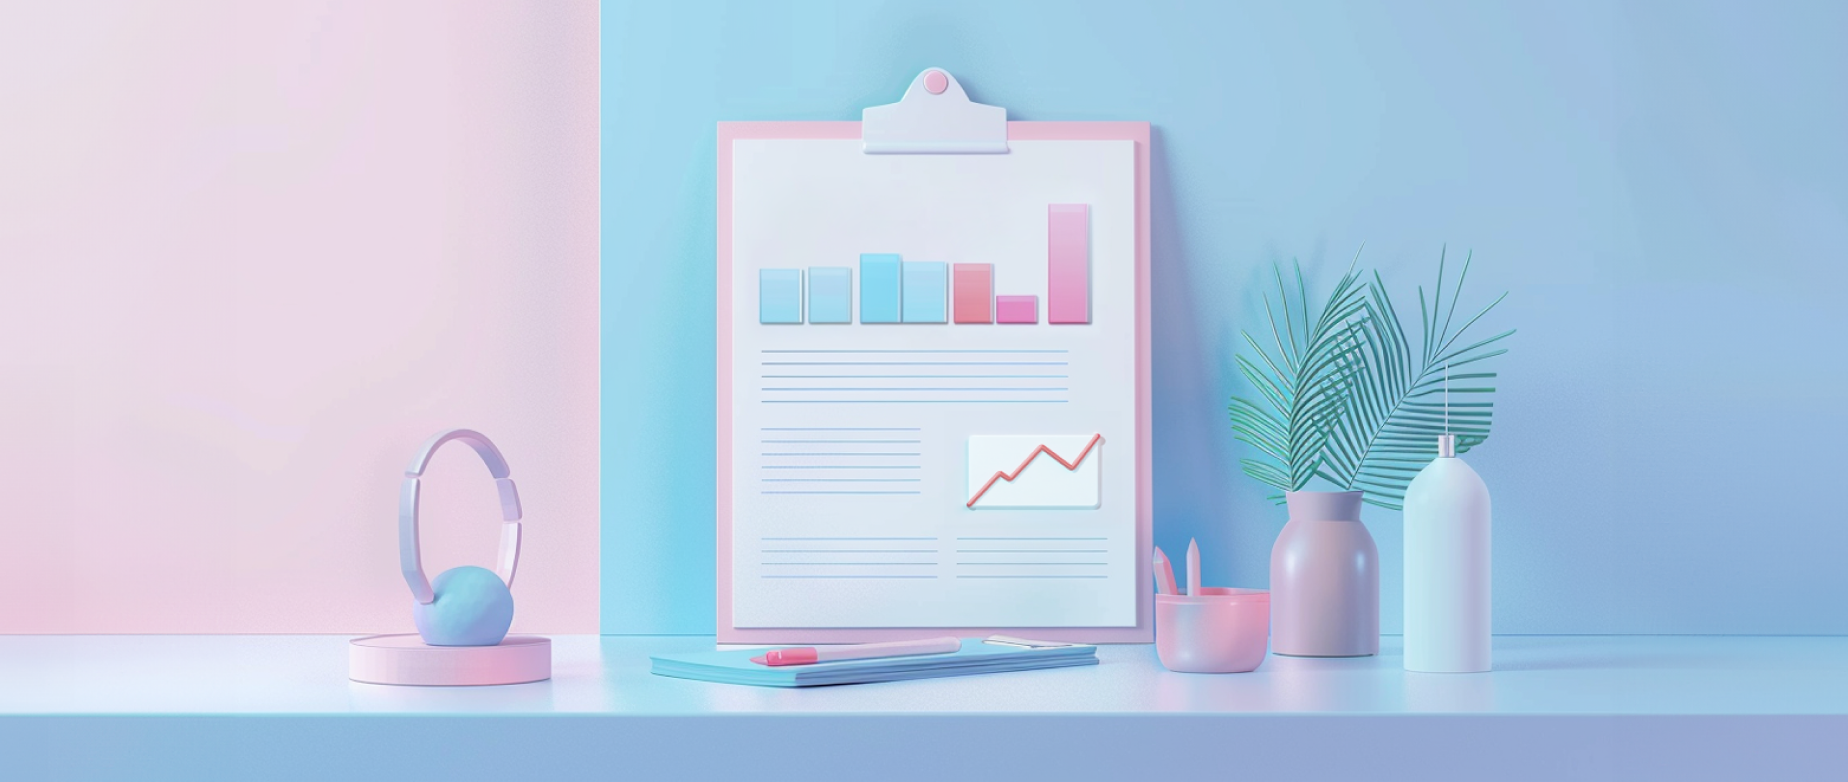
[[1048, 204, 1090, 323], [952, 263, 993, 323], [996, 295, 1038, 324]]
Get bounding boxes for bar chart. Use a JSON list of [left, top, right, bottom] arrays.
[[756, 204, 1090, 326]]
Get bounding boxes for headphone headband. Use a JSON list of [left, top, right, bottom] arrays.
[[399, 429, 523, 604], [406, 429, 513, 481]]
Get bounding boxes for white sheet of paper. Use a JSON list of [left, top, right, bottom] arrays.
[[729, 139, 1137, 628]]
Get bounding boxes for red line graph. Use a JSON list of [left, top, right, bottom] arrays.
[[966, 434, 1104, 508]]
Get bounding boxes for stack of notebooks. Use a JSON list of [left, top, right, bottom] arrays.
[[650, 638, 1098, 687]]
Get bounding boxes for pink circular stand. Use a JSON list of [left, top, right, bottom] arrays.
[[349, 633, 551, 686]]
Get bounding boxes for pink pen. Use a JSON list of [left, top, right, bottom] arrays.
[[1152, 547, 1179, 595], [750, 636, 962, 667]]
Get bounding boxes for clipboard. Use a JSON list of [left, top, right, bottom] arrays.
[[717, 70, 1152, 643]]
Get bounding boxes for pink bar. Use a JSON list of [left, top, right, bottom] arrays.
[[952, 263, 993, 323], [996, 295, 1038, 324], [1048, 204, 1090, 323]]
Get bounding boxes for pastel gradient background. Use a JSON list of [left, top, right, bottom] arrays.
[[605, 1, 1848, 634], [0, 2, 601, 633]]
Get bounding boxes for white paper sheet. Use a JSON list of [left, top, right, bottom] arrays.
[[729, 139, 1137, 628]]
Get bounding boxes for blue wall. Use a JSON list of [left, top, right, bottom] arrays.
[[603, 0, 1848, 635]]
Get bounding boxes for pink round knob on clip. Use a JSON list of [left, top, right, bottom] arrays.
[[923, 70, 948, 95]]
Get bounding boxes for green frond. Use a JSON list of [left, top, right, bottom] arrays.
[[1231, 249, 1510, 505], [1434, 291, 1508, 358], [1229, 259, 1376, 492], [1325, 247, 1512, 503], [1239, 458, 1292, 491], [1438, 249, 1469, 354], [1432, 333, 1515, 371]]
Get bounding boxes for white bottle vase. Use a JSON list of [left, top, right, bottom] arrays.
[[1402, 434, 1491, 673]]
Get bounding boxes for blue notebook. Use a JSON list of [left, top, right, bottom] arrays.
[[650, 638, 1098, 687]]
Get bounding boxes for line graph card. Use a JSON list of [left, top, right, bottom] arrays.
[[717, 70, 1151, 642], [967, 435, 1103, 510]]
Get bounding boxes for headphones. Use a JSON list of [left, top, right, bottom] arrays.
[[399, 429, 523, 646]]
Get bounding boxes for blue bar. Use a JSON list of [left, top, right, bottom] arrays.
[[759, 269, 802, 324], [807, 267, 851, 323], [901, 261, 947, 323], [859, 254, 901, 323]]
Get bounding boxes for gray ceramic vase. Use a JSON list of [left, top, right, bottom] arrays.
[[1270, 490, 1380, 657]]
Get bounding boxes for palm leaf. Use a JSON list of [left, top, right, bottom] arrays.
[[1326, 248, 1513, 509], [1228, 258, 1372, 494]]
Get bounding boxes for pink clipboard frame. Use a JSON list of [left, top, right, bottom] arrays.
[[716, 119, 1153, 644]]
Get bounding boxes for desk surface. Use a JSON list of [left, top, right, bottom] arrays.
[[3, 634, 1845, 715], [5, 635, 1846, 782]]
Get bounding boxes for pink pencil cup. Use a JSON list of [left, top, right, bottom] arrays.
[[1155, 588, 1271, 673]]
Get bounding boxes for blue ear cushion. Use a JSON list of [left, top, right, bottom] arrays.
[[413, 566, 515, 647]]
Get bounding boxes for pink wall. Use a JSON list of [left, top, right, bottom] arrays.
[[0, 2, 600, 633]]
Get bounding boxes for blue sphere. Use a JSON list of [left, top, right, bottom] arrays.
[[413, 566, 514, 646]]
